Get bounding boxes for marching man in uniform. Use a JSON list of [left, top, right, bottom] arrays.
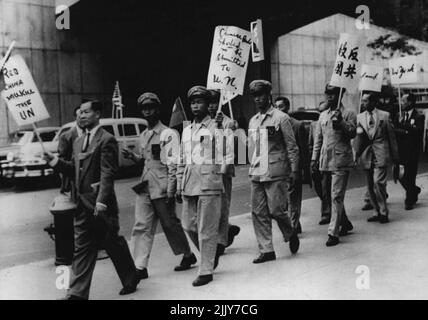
[[123, 92, 196, 281], [208, 89, 241, 256], [311, 85, 356, 247], [176, 86, 233, 286], [248, 80, 300, 264]]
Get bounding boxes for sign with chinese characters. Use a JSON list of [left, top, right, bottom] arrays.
[[388, 55, 418, 85], [1, 55, 50, 126], [359, 64, 384, 92], [207, 26, 252, 95], [250, 19, 264, 62], [330, 33, 364, 92]]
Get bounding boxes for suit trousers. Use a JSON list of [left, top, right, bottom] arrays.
[[251, 179, 294, 253], [286, 175, 302, 229], [182, 194, 222, 276], [365, 167, 389, 217], [131, 193, 191, 270], [218, 175, 233, 246], [67, 205, 136, 299], [399, 160, 419, 204], [324, 170, 351, 238]]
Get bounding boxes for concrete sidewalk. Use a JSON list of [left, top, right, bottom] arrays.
[[1, 174, 428, 300]]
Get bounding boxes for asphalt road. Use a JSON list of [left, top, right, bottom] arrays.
[[1, 161, 428, 269]]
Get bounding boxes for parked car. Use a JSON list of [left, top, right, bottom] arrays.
[[1, 127, 60, 179]]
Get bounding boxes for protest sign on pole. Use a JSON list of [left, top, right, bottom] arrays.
[[207, 26, 252, 95], [330, 33, 364, 94], [359, 64, 383, 92], [388, 55, 418, 114], [250, 19, 264, 62], [1, 55, 50, 127], [1, 55, 50, 151], [388, 55, 418, 85]]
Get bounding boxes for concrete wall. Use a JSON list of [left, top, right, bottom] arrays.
[[0, 0, 106, 146], [271, 13, 428, 113]]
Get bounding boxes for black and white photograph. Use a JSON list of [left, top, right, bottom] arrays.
[[1, 0, 428, 305]]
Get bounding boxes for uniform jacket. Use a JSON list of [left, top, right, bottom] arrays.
[[355, 109, 399, 169], [139, 121, 177, 199], [58, 125, 79, 193], [393, 108, 425, 165], [177, 115, 233, 196], [248, 106, 300, 182], [54, 128, 119, 216], [312, 105, 357, 171]]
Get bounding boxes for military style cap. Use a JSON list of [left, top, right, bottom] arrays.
[[187, 85, 211, 100], [249, 80, 272, 94], [325, 84, 346, 95], [209, 89, 220, 102], [137, 92, 161, 105]]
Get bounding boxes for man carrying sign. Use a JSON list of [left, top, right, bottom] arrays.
[[311, 85, 356, 247]]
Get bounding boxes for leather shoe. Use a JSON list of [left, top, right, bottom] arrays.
[[136, 268, 148, 280], [339, 221, 353, 236], [367, 215, 381, 222], [326, 235, 339, 247], [192, 274, 213, 287], [174, 253, 197, 271], [379, 215, 389, 224], [252, 252, 276, 264], [226, 225, 240, 248], [362, 202, 374, 211], [119, 273, 140, 296], [319, 217, 330, 225], [289, 233, 300, 254]]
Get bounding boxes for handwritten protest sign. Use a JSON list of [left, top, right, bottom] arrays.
[[359, 64, 383, 92], [250, 19, 264, 62], [330, 33, 364, 92], [207, 26, 252, 95], [1, 55, 49, 126], [388, 55, 418, 85]]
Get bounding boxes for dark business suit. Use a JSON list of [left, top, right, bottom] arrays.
[[54, 127, 137, 299], [393, 108, 425, 204]]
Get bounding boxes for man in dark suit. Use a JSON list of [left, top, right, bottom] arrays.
[[44, 100, 139, 299], [393, 93, 425, 210]]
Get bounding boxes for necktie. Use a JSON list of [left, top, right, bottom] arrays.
[[82, 132, 91, 152], [369, 112, 375, 128], [404, 112, 409, 123]]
